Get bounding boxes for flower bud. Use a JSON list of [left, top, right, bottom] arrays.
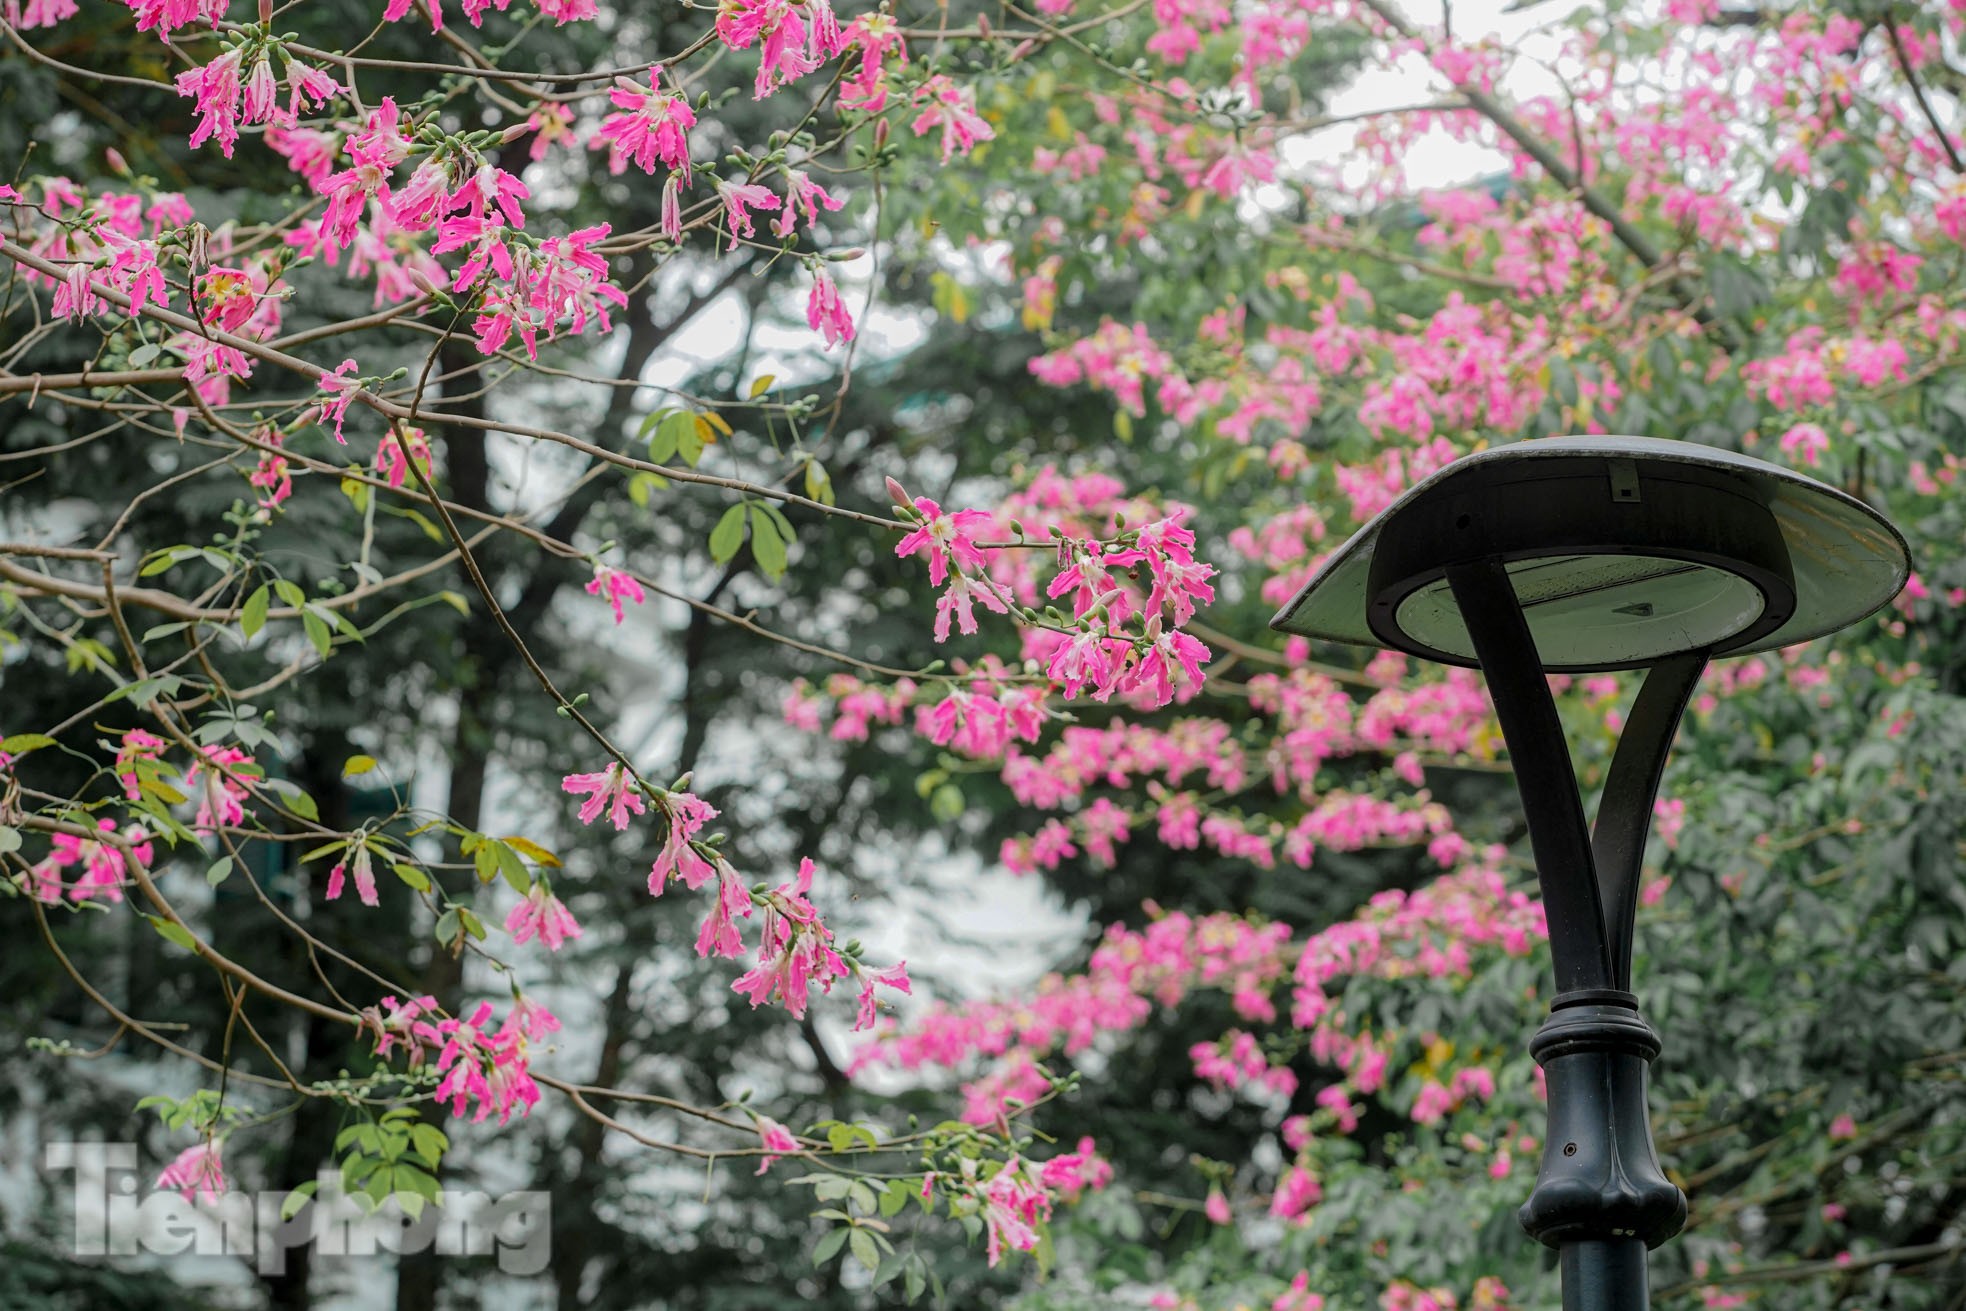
[[500, 122, 531, 144]]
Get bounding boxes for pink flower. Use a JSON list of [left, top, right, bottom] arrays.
[[660, 174, 684, 242], [695, 857, 753, 958], [911, 76, 995, 163], [894, 494, 993, 586], [716, 0, 838, 97], [839, 11, 906, 111], [6, 0, 79, 27], [715, 178, 781, 250], [428, 1001, 541, 1125], [451, 164, 529, 228], [126, 0, 229, 43], [325, 844, 379, 907], [853, 960, 911, 1030], [649, 790, 720, 894], [1046, 628, 1127, 699], [563, 761, 646, 830], [174, 49, 245, 156], [1037, 1137, 1112, 1200], [506, 880, 583, 951], [375, 426, 433, 490], [1269, 1164, 1322, 1222], [772, 169, 844, 236], [524, 103, 576, 160], [754, 1116, 799, 1174], [40, 819, 155, 903], [115, 729, 168, 800], [1205, 1187, 1232, 1224], [316, 359, 359, 443], [1124, 626, 1211, 707], [593, 72, 696, 178], [1829, 1113, 1858, 1141], [933, 573, 1011, 641], [284, 59, 341, 121], [156, 1140, 226, 1203], [806, 269, 855, 347], [586, 563, 647, 624], [1274, 1272, 1326, 1311], [1778, 421, 1830, 467], [730, 858, 850, 1018], [980, 1158, 1050, 1265]]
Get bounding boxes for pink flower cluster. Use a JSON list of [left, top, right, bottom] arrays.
[[1192, 1029, 1298, 1100], [561, 768, 909, 1028], [156, 1140, 227, 1203], [369, 994, 556, 1125], [176, 45, 341, 159], [715, 0, 845, 99], [19, 819, 155, 904]]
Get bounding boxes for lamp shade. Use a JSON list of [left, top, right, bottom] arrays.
[[1269, 436, 1910, 673]]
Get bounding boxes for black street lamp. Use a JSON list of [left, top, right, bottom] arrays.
[[1270, 436, 1910, 1311]]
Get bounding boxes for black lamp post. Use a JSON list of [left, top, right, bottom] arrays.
[[1270, 437, 1909, 1311]]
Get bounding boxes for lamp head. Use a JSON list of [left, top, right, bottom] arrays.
[[1270, 437, 1910, 673]]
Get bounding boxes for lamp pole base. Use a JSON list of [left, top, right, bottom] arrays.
[[1561, 1240, 1650, 1311]]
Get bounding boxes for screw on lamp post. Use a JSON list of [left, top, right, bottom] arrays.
[[1271, 437, 1909, 1311]]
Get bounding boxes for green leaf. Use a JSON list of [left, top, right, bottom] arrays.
[[241, 584, 271, 638], [280, 1181, 318, 1221], [141, 621, 191, 644], [144, 914, 198, 953], [849, 1228, 879, 1271], [434, 908, 460, 944], [302, 611, 332, 658], [709, 504, 747, 564], [410, 1124, 448, 1166], [138, 547, 192, 577], [343, 754, 377, 777], [812, 1228, 849, 1265], [492, 841, 531, 894], [1, 733, 57, 756], [627, 472, 668, 507], [271, 579, 306, 608], [280, 786, 320, 823], [128, 342, 161, 368], [647, 410, 689, 464], [676, 417, 705, 467], [501, 835, 560, 866], [749, 506, 788, 579], [392, 862, 431, 892], [0, 827, 20, 857], [205, 857, 233, 887], [748, 373, 775, 398], [803, 460, 834, 506]]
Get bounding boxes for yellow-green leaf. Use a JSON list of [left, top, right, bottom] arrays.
[[500, 836, 561, 867]]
